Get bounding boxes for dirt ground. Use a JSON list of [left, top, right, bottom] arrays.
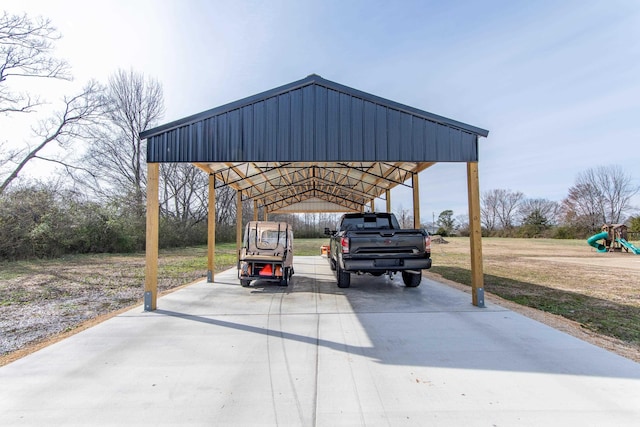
[[0, 252, 208, 366]]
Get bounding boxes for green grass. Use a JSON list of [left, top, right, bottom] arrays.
[[293, 238, 330, 256]]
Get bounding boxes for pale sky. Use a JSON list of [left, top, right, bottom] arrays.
[[2, 0, 640, 222]]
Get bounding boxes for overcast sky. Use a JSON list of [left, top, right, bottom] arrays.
[[3, 0, 640, 222]]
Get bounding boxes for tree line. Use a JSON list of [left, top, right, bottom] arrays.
[[431, 165, 640, 238], [1, 11, 638, 260]]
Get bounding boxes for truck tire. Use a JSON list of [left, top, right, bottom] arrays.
[[336, 264, 351, 288], [329, 257, 336, 271], [402, 271, 421, 287], [241, 279, 251, 287]]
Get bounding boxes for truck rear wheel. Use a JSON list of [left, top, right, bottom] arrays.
[[241, 279, 251, 287], [402, 271, 421, 287], [336, 264, 351, 288]]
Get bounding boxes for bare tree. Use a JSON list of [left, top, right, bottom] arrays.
[[0, 11, 71, 115], [395, 207, 413, 229], [562, 180, 603, 231], [0, 80, 106, 194], [455, 214, 469, 236], [497, 189, 524, 230], [160, 163, 208, 223], [481, 189, 524, 232], [0, 11, 99, 194], [215, 185, 237, 226], [82, 69, 164, 208], [563, 165, 638, 227], [591, 165, 638, 224], [518, 198, 560, 226], [480, 189, 499, 231]]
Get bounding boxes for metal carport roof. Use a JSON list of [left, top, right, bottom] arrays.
[[141, 74, 488, 213], [141, 74, 489, 309]]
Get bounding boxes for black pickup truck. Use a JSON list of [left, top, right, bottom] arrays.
[[325, 212, 432, 288]]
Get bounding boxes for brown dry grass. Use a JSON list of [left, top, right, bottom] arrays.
[[0, 240, 316, 366], [0, 246, 237, 366], [425, 237, 640, 362], [2, 238, 639, 366]]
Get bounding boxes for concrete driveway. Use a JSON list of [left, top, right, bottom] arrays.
[[1, 256, 639, 426]]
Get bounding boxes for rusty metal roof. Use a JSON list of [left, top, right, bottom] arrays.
[[141, 74, 488, 213]]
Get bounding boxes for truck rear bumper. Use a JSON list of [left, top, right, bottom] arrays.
[[342, 257, 431, 272]]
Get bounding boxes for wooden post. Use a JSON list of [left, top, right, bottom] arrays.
[[412, 173, 421, 229], [467, 162, 485, 307], [207, 174, 216, 283], [386, 189, 391, 213], [370, 198, 375, 212], [263, 209, 268, 221], [253, 200, 258, 221], [144, 163, 159, 311], [236, 191, 243, 254]]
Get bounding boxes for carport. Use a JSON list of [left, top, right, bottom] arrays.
[[140, 74, 489, 310]]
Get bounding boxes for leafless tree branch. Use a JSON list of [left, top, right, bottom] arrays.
[[0, 11, 71, 115], [0, 80, 107, 194], [563, 165, 639, 227], [33, 154, 98, 178]]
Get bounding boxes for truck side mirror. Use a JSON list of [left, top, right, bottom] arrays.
[[324, 227, 331, 235]]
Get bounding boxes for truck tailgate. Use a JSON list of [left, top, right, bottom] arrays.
[[347, 230, 426, 255]]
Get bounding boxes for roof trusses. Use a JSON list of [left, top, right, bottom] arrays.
[[194, 161, 436, 213], [143, 74, 487, 214]]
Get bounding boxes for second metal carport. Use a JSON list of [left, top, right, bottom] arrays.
[[140, 74, 489, 309]]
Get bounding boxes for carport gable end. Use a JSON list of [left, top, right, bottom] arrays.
[[140, 74, 489, 310], [141, 74, 488, 163]]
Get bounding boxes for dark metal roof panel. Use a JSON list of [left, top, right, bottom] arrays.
[[144, 75, 486, 163]]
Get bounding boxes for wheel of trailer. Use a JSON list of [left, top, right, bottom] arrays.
[[241, 279, 251, 287], [402, 271, 421, 287], [336, 264, 351, 288]]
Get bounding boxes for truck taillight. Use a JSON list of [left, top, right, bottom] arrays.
[[425, 235, 431, 253], [340, 236, 350, 254]]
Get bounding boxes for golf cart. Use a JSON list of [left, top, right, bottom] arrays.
[[238, 221, 294, 287]]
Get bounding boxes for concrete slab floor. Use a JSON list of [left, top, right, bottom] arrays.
[[1, 256, 639, 426]]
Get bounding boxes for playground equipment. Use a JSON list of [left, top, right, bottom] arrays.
[[586, 224, 640, 254]]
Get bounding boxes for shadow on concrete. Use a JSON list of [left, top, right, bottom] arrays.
[[154, 308, 368, 355], [434, 266, 640, 345], [151, 257, 640, 379]]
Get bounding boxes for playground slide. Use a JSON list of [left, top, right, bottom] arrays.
[[586, 231, 609, 253], [616, 238, 640, 255]]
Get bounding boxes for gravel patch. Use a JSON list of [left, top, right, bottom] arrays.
[[0, 254, 207, 363]]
